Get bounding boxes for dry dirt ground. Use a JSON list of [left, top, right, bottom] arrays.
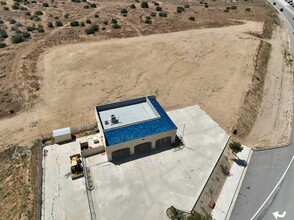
[[1, 21, 262, 148]]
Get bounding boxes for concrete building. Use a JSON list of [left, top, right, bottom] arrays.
[[53, 127, 72, 144], [95, 96, 177, 161]]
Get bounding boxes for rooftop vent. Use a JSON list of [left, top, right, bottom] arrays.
[[110, 114, 118, 124]]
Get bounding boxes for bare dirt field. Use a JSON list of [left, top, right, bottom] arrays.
[[1, 21, 262, 148]]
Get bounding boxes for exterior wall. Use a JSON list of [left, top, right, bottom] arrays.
[[94, 107, 107, 148], [106, 129, 177, 161], [54, 134, 72, 144], [81, 145, 105, 158]]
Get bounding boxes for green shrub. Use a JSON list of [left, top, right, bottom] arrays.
[[47, 22, 53, 28], [156, 6, 162, 11], [154, 2, 159, 6], [25, 11, 31, 16], [176, 6, 185, 13], [21, 31, 30, 38], [111, 18, 117, 24], [159, 11, 167, 17], [35, 11, 43, 15], [224, 9, 229, 12], [150, 12, 156, 17], [30, 15, 40, 21], [80, 22, 85, 26], [64, 13, 70, 18], [3, 6, 9, 10], [245, 8, 251, 12], [12, 4, 20, 10], [184, 4, 190, 8], [0, 42, 7, 48], [103, 20, 108, 25], [1, 1, 7, 5], [11, 34, 24, 43], [121, 8, 128, 13], [94, 13, 99, 18], [90, 3, 96, 8], [83, 5, 89, 9], [220, 164, 230, 176], [86, 19, 91, 24], [85, 28, 94, 35], [42, 3, 49, 7], [91, 24, 99, 32], [112, 23, 121, 29], [9, 19, 16, 24], [205, 4, 208, 8], [141, 1, 148, 8], [37, 27, 44, 33], [145, 18, 152, 24], [130, 4, 136, 9], [189, 16, 195, 21], [31, 0, 37, 3], [231, 5, 237, 9], [0, 20, 3, 24], [70, 21, 80, 26], [26, 26, 35, 31], [55, 20, 63, 27], [20, 6, 27, 10], [0, 28, 8, 38]]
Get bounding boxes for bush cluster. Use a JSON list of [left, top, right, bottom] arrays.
[[85, 24, 99, 35], [159, 11, 167, 17], [11, 31, 30, 44], [0, 28, 8, 39], [70, 21, 80, 26], [176, 6, 185, 13]]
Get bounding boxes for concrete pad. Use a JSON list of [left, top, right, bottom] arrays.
[[211, 146, 252, 220], [41, 141, 91, 220], [89, 105, 229, 220]]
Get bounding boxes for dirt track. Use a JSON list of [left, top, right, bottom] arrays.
[[0, 20, 292, 149]]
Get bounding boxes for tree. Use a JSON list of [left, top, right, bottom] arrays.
[[229, 141, 243, 159]]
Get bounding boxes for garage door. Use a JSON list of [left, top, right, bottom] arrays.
[[112, 148, 130, 160], [134, 142, 152, 154], [156, 136, 172, 148]]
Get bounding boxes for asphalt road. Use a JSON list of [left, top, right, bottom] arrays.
[[230, 1, 294, 220]]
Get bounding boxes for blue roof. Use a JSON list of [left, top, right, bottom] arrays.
[[103, 98, 177, 146]]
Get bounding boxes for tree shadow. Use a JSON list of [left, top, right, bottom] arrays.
[[232, 158, 248, 167]]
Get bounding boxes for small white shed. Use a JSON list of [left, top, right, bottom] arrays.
[[53, 127, 72, 144]]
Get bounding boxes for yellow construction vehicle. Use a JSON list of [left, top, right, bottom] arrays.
[[70, 154, 84, 180]]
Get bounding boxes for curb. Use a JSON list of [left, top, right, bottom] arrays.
[[225, 148, 253, 220]]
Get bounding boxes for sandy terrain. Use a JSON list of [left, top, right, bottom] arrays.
[[244, 23, 294, 148], [0, 21, 263, 148]]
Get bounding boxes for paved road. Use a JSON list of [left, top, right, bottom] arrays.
[[230, 1, 294, 220]]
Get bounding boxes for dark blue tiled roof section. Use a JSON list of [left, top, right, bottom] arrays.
[[103, 98, 177, 146]]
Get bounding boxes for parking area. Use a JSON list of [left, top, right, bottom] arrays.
[[42, 105, 229, 220], [88, 105, 229, 220], [41, 136, 97, 220]]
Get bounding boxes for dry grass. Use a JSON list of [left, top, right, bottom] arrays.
[[0, 142, 40, 220], [236, 40, 272, 138]]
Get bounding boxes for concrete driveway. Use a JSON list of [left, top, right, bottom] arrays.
[[87, 105, 229, 220]]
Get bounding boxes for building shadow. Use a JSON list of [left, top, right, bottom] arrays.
[[111, 145, 174, 165], [232, 158, 248, 167]]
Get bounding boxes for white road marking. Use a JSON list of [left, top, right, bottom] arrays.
[[249, 156, 294, 220], [273, 211, 286, 219]]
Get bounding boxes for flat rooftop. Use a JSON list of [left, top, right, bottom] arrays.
[[99, 102, 159, 130], [96, 96, 177, 146]]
